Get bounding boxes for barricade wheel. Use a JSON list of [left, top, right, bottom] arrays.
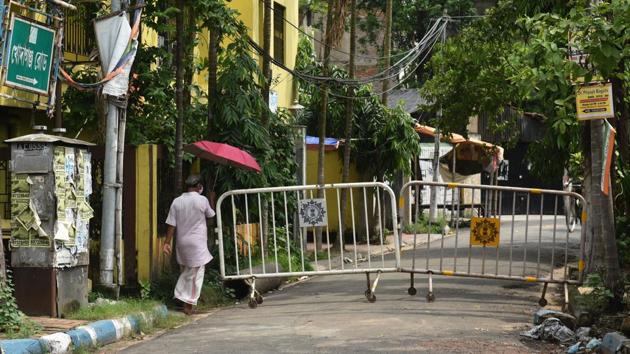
[[408, 287, 417, 296], [538, 298, 548, 307], [256, 294, 264, 304], [248, 299, 258, 309], [426, 292, 435, 302], [365, 290, 376, 303]]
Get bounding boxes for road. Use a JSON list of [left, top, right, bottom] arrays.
[[122, 216, 580, 353]]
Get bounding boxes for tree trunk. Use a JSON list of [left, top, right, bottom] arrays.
[[174, 0, 185, 194], [315, 0, 336, 252], [381, 0, 393, 105], [339, 0, 356, 251], [262, 0, 272, 127], [207, 29, 218, 138], [590, 119, 622, 298]]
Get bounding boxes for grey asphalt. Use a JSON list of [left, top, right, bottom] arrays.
[[122, 216, 579, 353]]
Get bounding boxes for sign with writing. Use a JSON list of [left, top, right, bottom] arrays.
[[5, 16, 56, 94], [470, 217, 500, 247], [298, 198, 328, 227], [576, 83, 614, 121]]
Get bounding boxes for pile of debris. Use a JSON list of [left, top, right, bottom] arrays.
[[520, 308, 630, 353]]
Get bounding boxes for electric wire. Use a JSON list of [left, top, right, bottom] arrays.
[[247, 18, 445, 88]]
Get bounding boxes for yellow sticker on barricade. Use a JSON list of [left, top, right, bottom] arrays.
[[578, 260, 585, 272], [581, 210, 587, 224], [447, 183, 458, 189], [525, 276, 537, 282], [530, 189, 542, 194], [443, 270, 454, 276], [470, 217, 500, 247]]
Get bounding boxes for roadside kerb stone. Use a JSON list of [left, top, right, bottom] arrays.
[[0, 304, 167, 354]]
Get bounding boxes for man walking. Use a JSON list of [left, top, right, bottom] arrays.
[[163, 175, 215, 315]]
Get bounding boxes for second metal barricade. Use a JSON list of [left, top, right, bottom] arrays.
[[399, 181, 586, 308]]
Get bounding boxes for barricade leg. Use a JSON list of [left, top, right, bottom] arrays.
[[408, 273, 417, 296], [364, 272, 377, 303], [247, 277, 263, 309], [427, 272, 435, 302], [563, 283, 570, 312], [538, 282, 548, 307]]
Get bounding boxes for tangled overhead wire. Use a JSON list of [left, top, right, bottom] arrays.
[[248, 17, 447, 99]]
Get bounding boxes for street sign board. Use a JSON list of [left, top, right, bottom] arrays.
[[576, 83, 614, 121], [4, 16, 56, 95]]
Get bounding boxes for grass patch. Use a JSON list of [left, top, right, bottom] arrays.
[[3, 318, 42, 339], [67, 299, 161, 321], [402, 216, 447, 234]]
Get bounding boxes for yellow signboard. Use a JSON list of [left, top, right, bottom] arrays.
[[470, 217, 500, 247], [576, 83, 614, 121]]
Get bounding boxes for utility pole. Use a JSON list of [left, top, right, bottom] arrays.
[[340, 0, 357, 251], [99, 0, 122, 289], [429, 14, 447, 222], [381, 0, 392, 105]]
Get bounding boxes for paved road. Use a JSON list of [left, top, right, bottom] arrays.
[[122, 216, 579, 353]]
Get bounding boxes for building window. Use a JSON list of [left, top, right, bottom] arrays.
[[274, 3, 285, 64]]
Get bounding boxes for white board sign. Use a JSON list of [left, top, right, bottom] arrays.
[[299, 198, 328, 227]]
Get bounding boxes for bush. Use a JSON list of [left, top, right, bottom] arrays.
[[402, 216, 447, 235], [0, 273, 24, 332]]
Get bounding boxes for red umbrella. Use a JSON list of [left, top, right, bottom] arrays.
[[184, 141, 262, 173]]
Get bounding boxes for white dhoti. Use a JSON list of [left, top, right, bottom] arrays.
[[174, 266, 205, 305]]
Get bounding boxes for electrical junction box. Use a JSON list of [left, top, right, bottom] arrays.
[[5, 132, 95, 317]]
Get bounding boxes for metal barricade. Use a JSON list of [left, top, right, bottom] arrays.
[[216, 182, 400, 308], [399, 181, 586, 308]]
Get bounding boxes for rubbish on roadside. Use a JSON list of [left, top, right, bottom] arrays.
[[343, 257, 353, 263], [575, 327, 591, 342], [566, 342, 581, 354], [521, 318, 576, 343], [586, 338, 601, 350], [534, 308, 577, 329], [601, 332, 630, 354]]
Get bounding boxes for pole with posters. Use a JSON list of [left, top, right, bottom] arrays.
[[97, 0, 140, 291]]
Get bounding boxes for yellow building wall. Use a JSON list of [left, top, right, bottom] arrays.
[[135, 144, 159, 282], [198, 0, 299, 109], [306, 148, 369, 232]]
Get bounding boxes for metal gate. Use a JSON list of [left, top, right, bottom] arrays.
[[399, 181, 586, 308], [216, 182, 400, 307]]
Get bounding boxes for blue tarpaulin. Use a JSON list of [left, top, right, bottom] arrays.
[[306, 136, 340, 150]]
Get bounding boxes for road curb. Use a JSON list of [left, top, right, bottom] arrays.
[[0, 304, 167, 354]]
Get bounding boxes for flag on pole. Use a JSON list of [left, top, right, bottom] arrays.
[[601, 119, 616, 196]]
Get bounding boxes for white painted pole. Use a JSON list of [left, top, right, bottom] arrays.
[[99, 0, 122, 288]]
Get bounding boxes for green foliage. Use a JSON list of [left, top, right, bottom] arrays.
[[580, 273, 616, 315], [616, 215, 630, 266], [139, 280, 152, 300], [0, 273, 25, 333], [419, 0, 630, 184], [402, 215, 447, 235], [196, 269, 236, 310]]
